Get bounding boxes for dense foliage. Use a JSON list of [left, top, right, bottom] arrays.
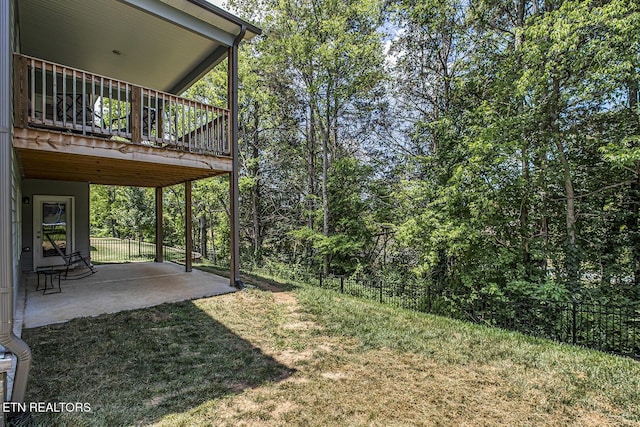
[[90, 0, 640, 303]]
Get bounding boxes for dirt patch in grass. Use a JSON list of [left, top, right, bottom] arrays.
[[271, 400, 298, 419], [272, 291, 298, 305]]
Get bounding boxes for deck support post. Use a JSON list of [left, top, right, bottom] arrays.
[[155, 186, 163, 263], [12, 54, 27, 128], [131, 86, 142, 143], [185, 180, 192, 272], [228, 27, 245, 288]]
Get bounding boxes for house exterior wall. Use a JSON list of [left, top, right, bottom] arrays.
[[11, 152, 21, 309], [8, 0, 20, 313], [10, 0, 17, 54], [2, 0, 18, 310], [20, 180, 90, 272], [9, 0, 19, 312]]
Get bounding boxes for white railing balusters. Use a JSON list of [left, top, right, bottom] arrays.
[[40, 59, 46, 122], [125, 82, 130, 137], [91, 73, 96, 133], [72, 69, 77, 129], [52, 64, 57, 126], [99, 76, 104, 134], [17, 54, 230, 157], [82, 72, 87, 134]]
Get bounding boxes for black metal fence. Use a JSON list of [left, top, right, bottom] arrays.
[[89, 236, 227, 265], [90, 235, 231, 269], [249, 264, 639, 359], [314, 273, 640, 359], [89, 237, 185, 263]]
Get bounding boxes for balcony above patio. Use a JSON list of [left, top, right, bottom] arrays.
[[13, 54, 233, 187], [11, 0, 260, 188]]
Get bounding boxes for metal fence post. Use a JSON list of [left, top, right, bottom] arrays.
[[340, 276, 344, 293], [319, 273, 323, 288], [427, 284, 432, 313], [379, 279, 383, 303]]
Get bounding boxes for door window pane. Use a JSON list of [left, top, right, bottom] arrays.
[[42, 202, 67, 257]]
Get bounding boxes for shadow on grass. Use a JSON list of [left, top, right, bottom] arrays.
[[22, 300, 293, 426]]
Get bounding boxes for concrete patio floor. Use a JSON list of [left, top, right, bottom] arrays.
[[21, 262, 236, 328]]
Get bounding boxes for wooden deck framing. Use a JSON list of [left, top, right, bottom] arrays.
[[13, 128, 231, 187]]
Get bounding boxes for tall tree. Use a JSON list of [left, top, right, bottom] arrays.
[[235, 0, 386, 273]]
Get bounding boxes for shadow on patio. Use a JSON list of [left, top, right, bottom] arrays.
[[22, 262, 236, 328]]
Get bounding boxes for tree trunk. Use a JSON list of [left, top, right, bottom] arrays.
[[109, 186, 117, 238], [251, 172, 261, 261], [251, 103, 262, 261], [550, 76, 579, 290], [631, 177, 640, 291], [200, 216, 207, 259], [628, 81, 640, 291], [515, 0, 533, 279], [556, 138, 578, 283], [322, 121, 330, 276], [321, 82, 334, 277], [209, 210, 217, 265], [307, 103, 316, 263]]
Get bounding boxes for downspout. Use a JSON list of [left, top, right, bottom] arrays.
[[229, 25, 245, 288], [0, 289, 31, 404], [234, 24, 247, 46], [0, 0, 32, 406]]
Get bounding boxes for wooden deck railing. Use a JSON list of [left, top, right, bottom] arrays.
[[13, 53, 230, 157]]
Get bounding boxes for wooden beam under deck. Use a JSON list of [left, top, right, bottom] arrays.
[[13, 127, 232, 187]]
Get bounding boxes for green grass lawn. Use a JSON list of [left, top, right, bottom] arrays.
[[21, 275, 640, 426]]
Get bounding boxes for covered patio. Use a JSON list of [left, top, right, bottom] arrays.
[[21, 262, 235, 329]]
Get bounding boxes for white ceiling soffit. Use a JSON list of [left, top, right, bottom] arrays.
[[17, 0, 259, 93]]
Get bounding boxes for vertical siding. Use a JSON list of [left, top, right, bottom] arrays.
[[9, 0, 21, 309], [2, 0, 21, 311], [11, 153, 21, 309], [8, 0, 13, 53], [1, 0, 15, 318], [11, 0, 17, 54], [8, 0, 13, 119]]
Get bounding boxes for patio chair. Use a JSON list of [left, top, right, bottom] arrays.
[[108, 107, 157, 138], [56, 93, 95, 125], [44, 234, 96, 279]]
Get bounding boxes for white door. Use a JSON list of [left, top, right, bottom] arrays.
[[33, 196, 75, 270]]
